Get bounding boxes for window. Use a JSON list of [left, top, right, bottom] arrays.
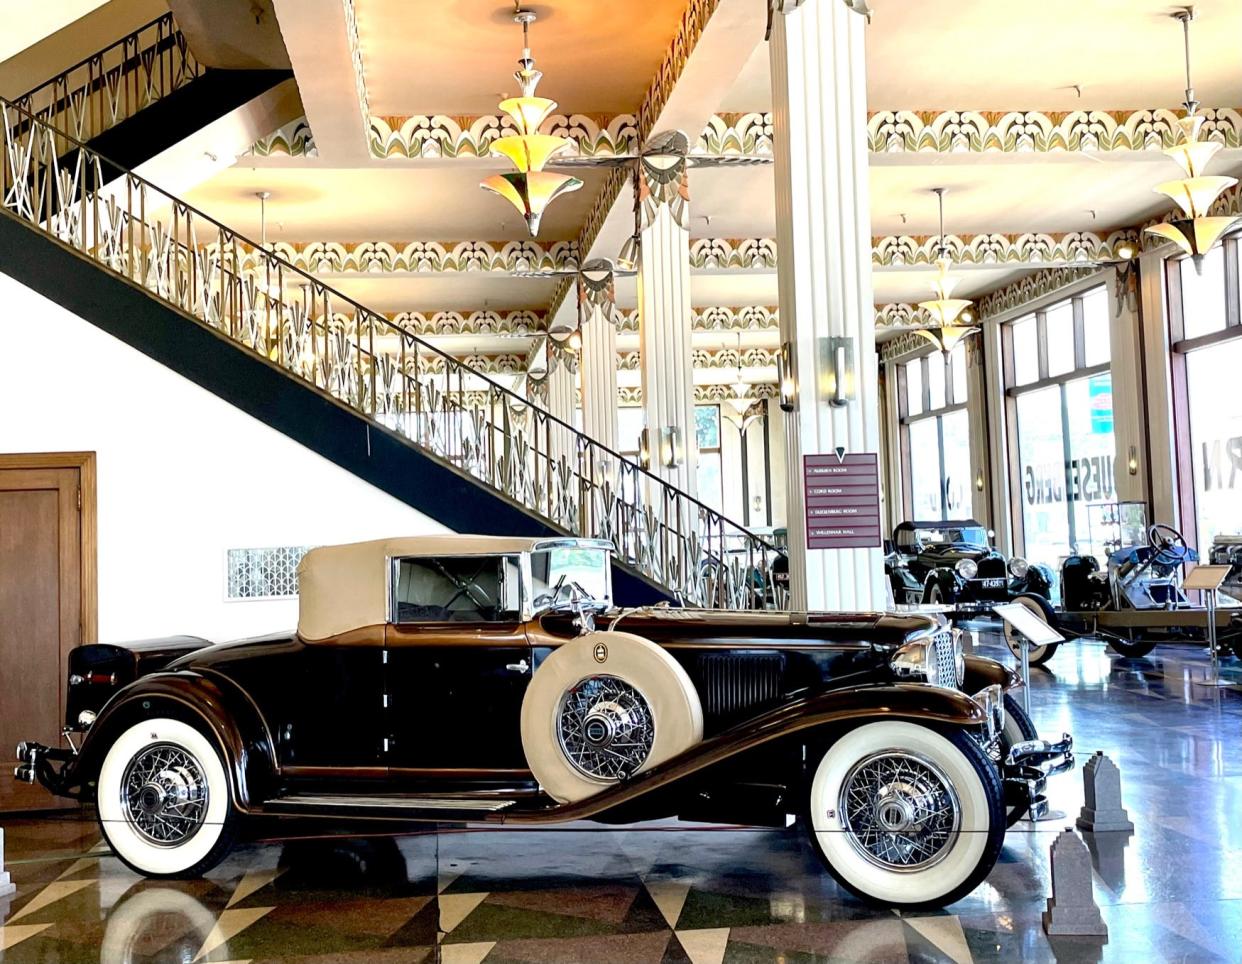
[[1168, 238, 1242, 548], [226, 546, 310, 600], [1003, 285, 1116, 573], [530, 545, 611, 609], [900, 346, 970, 522], [392, 555, 521, 623], [695, 404, 723, 511], [1011, 315, 1038, 385]]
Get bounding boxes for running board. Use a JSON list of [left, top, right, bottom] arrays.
[[262, 794, 517, 820]]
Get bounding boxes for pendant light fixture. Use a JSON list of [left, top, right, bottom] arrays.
[[915, 188, 978, 354], [1144, 7, 1240, 273], [479, 9, 583, 237]]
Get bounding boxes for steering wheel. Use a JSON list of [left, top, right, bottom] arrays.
[[1148, 523, 1189, 566]]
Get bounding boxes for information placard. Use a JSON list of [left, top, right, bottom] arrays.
[[803, 453, 881, 550], [1183, 564, 1231, 592]]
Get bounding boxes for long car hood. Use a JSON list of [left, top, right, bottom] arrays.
[[541, 608, 939, 648]]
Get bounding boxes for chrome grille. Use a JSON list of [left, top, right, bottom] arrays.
[[932, 630, 959, 688], [694, 652, 784, 725]]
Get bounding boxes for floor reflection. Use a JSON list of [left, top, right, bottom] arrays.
[[1, 631, 1240, 962]]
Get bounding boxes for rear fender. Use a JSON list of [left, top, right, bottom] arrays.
[[520, 682, 986, 824], [71, 671, 277, 809]]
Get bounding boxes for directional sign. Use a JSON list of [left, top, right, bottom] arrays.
[[804, 453, 881, 550]]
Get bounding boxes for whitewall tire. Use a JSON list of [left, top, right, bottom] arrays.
[[807, 720, 1004, 909], [520, 631, 703, 804], [1003, 595, 1058, 666], [97, 717, 238, 878]]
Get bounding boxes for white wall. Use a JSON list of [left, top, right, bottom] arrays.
[[0, 273, 448, 643]]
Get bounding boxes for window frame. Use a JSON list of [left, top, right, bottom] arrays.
[[898, 348, 969, 522], [1167, 237, 1242, 550], [388, 552, 526, 625], [1001, 283, 1114, 558]]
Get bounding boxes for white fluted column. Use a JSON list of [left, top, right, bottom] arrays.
[[544, 339, 576, 462], [637, 133, 697, 494], [578, 264, 620, 451], [770, 0, 884, 610]]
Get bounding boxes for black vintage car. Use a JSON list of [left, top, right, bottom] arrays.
[[886, 520, 1054, 609], [15, 536, 1072, 910]]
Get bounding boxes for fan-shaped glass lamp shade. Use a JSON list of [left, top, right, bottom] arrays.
[[1164, 137, 1224, 179], [1146, 216, 1242, 271], [615, 233, 640, 272], [490, 133, 571, 173], [913, 325, 978, 353], [481, 170, 584, 236], [499, 95, 558, 136], [916, 297, 973, 327], [1154, 174, 1239, 218]]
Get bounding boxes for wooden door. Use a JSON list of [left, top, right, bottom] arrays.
[[0, 453, 96, 812]]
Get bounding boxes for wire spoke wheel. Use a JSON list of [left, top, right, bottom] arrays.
[[120, 743, 209, 848], [838, 751, 961, 872], [556, 675, 655, 782]]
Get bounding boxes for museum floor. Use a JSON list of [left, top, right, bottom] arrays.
[[2, 631, 1241, 963]]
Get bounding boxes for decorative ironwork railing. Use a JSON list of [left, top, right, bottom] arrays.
[[0, 96, 784, 610], [12, 13, 201, 153]]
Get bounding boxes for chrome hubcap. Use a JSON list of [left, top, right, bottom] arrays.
[[121, 743, 208, 847], [839, 751, 960, 871], [557, 676, 655, 782]]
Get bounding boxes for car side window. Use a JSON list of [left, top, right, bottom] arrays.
[[391, 555, 522, 623]]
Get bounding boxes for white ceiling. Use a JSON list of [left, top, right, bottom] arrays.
[[173, 0, 1242, 346], [723, 0, 1242, 111], [354, 0, 691, 115]]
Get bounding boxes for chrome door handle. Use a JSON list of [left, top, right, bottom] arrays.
[[506, 659, 530, 674]]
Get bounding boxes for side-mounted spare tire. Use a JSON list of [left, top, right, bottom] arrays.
[[520, 631, 704, 803]]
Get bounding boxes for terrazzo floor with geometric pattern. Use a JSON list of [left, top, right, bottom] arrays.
[[3, 630, 1242, 963]]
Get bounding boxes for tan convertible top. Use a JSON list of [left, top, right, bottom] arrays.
[[296, 535, 608, 641]]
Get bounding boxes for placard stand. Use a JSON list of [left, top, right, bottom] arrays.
[[993, 602, 1068, 823], [1185, 565, 1233, 688], [993, 602, 1066, 715]]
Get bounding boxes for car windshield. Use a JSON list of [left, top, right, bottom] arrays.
[[917, 526, 989, 548], [530, 546, 612, 612]]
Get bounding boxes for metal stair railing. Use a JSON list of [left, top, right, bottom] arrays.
[[11, 12, 201, 156], [0, 96, 785, 610]]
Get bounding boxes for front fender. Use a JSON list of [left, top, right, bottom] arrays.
[[71, 671, 277, 809], [962, 654, 1022, 695], [514, 682, 987, 824]]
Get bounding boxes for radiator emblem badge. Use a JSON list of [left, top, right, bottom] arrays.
[[593, 642, 608, 664]]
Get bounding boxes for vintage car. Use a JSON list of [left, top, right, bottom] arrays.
[[1026, 522, 1242, 660], [885, 519, 1054, 611], [15, 536, 1073, 910]]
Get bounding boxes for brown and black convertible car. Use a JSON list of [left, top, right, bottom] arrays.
[[16, 536, 1072, 909]]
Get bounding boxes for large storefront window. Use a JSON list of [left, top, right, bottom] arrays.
[[1169, 238, 1242, 548], [1005, 285, 1116, 573], [900, 346, 971, 522]]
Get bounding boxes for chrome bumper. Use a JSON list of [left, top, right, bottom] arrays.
[[13, 740, 77, 796], [1003, 734, 1075, 820]]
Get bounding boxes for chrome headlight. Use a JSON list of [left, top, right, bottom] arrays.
[[77, 709, 96, 729], [892, 639, 934, 684], [955, 558, 978, 579], [892, 629, 963, 689], [1008, 557, 1029, 578]]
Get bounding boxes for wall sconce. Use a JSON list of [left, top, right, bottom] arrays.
[[975, 470, 985, 492], [638, 427, 652, 469], [820, 336, 856, 408], [660, 426, 683, 468], [778, 341, 796, 412], [1128, 445, 1139, 476]]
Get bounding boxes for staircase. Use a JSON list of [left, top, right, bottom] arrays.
[[10, 13, 291, 178], [0, 95, 782, 610]]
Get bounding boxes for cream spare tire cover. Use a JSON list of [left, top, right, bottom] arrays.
[[521, 631, 704, 804]]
